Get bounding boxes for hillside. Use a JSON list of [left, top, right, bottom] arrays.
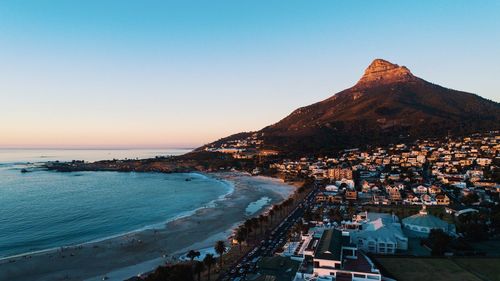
[[204, 59, 500, 155]]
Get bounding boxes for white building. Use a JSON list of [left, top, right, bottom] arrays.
[[344, 212, 408, 254], [402, 206, 456, 237], [294, 229, 382, 281]]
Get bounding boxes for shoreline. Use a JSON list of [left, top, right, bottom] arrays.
[[0, 171, 297, 281], [0, 171, 235, 262]]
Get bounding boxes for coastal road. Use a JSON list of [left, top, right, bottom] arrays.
[[218, 185, 319, 281]]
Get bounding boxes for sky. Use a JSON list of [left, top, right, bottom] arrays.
[[0, 1, 499, 148]]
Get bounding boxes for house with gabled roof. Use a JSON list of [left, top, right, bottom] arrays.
[[295, 229, 382, 281]]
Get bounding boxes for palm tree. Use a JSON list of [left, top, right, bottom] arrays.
[[269, 208, 275, 223], [193, 261, 204, 281], [235, 227, 247, 252], [214, 240, 226, 268], [259, 215, 266, 234], [263, 214, 269, 229], [282, 200, 289, 213], [203, 254, 215, 281], [251, 217, 259, 237], [244, 220, 253, 241], [187, 250, 200, 262], [275, 205, 282, 218]]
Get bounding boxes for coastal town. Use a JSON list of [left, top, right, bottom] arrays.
[[135, 130, 500, 281], [3, 2, 500, 281]]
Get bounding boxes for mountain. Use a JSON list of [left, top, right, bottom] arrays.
[[207, 59, 500, 155]]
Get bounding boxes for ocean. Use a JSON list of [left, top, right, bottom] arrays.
[[0, 149, 233, 258]]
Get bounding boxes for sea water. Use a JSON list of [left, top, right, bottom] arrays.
[[0, 149, 232, 258]]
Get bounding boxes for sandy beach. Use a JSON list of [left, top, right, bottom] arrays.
[[0, 172, 296, 281]]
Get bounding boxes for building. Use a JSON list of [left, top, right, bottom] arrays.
[[345, 190, 358, 201], [299, 229, 382, 281], [435, 194, 450, 205], [346, 212, 408, 254], [402, 206, 455, 237], [386, 186, 402, 202], [328, 168, 353, 180]]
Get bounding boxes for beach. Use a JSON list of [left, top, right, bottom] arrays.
[[0, 172, 296, 281]]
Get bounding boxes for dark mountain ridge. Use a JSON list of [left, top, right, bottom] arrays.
[[204, 59, 500, 155]]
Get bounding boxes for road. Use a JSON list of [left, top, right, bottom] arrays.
[[217, 185, 319, 281]]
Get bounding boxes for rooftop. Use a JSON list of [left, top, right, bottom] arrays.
[[314, 229, 353, 261], [402, 207, 450, 229], [343, 252, 378, 274]]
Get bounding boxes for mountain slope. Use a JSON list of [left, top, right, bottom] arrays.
[[208, 59, 500, 155]]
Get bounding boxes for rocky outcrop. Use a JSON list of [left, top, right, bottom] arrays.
[[355, 59, 416, 87]]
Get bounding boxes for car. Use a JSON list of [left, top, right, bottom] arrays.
[[252, 256, 261, 263]]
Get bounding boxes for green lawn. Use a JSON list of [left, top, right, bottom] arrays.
[[375, 257, 500, 281]]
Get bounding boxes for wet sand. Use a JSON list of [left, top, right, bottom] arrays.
[[0, 172, 295, 281]]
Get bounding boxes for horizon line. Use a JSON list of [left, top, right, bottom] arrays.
[[0, 146, 197, 150]]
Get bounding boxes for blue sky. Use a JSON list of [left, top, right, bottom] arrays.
[[0, 1, 499, 148]]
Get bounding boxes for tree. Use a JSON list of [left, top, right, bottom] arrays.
[[214, 240, 227, 267], [328, 207, 342, 222], [462, 193, 479, 205], [269, 209, 275, 223], [457, 212, 489, 240], [235, 227, 247, 252], [187, 250, 200, 262], [145, 264, 194, 281], [251, 217, 260, 236], [273, 205, 281, 219], [303, 209, 313, 222], [346, 204, 357, 219], [203, 254, 215, 281], [259, 214, 267, 233], [244, 219, 254, 241], [193, 261, 204, 281], [428, 229, 451, 256]]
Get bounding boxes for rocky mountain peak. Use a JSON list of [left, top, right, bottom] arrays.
[[356, 59, 415, 86]]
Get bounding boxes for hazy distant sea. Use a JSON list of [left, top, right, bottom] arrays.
[[0, 149, 233, 258], [0, 148, 192, 163]]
